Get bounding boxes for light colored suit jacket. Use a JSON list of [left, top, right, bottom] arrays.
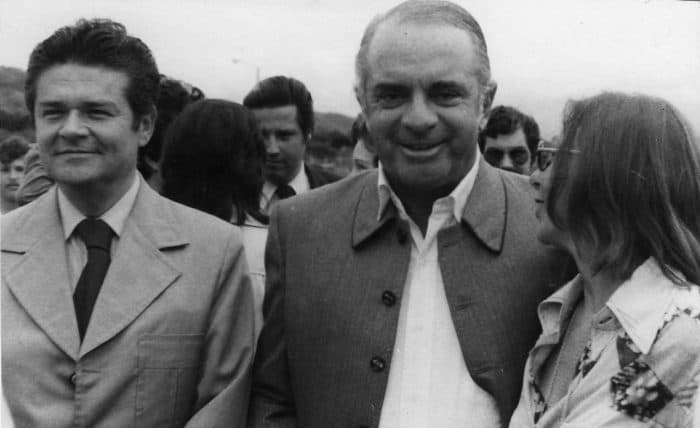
[[249, 162, 572, 428], [2, 182, 255, 427]]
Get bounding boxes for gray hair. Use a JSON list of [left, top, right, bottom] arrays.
[[354, 0, 492, 104]]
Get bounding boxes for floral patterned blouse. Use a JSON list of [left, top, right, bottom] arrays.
[[509, 258, 700, 427]]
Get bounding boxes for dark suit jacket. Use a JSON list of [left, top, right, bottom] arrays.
[[2, 181, 255, 427], [305, 164, 340, 189], [249, 161, 571, 428]]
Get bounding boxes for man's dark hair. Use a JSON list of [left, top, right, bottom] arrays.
[[0, 135, 30, 165], [243, 76, 314, 138], [25, 18, 160, 126], [479, 105, 540, 156]]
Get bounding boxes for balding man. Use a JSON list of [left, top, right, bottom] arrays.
[[249, 2, 569, 427]]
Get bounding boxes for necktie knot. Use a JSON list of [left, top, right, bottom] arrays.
[[76, 218, 113, 252], [274, 184, 296, 200]]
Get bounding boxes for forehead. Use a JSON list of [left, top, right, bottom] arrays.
[[484, 128, 528, 151], [251, 105, 300, 131], [35, 63, 130, 107], [366, 20, 481, 87]]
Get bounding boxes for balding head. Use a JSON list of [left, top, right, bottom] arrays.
[[354, 0, 492, 104]]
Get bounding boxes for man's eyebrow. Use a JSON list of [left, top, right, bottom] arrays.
[[36, 100, 119, 109], [430, 81, 468, 91], [371, 82, 408, 92], [36, 101, 66, 109]]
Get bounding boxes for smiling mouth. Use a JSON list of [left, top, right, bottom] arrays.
[[400, 141, 443, 151]]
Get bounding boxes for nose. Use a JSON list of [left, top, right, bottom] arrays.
[[9, 169, 23, 181], [264, 135, 281, 156], [500, 154, 515, 170], [58, 111, 88, 139], [401, 93, 437, 134]]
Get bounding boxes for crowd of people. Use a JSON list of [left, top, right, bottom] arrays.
[[1, 1, 699, 427]]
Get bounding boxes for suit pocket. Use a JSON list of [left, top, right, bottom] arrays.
[[136, 334, 204, 428]]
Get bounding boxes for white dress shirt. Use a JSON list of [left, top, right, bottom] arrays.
[[377, 151, 501, 428], [260, 163, 310, 213], [57, 173, 140, 290]]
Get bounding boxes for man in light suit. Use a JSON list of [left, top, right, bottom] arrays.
[[2, 19, 255, 427], [248, 1, 571, 427]]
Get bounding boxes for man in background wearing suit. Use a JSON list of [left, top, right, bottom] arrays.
[[243, 76, 339, 214], [248, 1, 569, 427], [2, 19, 254, 427]]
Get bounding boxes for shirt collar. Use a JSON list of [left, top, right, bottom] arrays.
[[58, 173, 141, 240], [606, 258, 678, 354], [537, 274, 584, 342], [376, 149, 481, 222], [262, 162, 310, 200]]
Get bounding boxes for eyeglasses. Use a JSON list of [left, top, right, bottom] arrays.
[[535, 141, 580, 171]]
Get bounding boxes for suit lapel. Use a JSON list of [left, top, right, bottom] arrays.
[[79, 183, 186, 357], [460, 160, 506, 253], [3, 189, 81, 360], [351, 172, 398, 248]]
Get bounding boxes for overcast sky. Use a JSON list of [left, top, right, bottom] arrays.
[[1, 0, 698, 138]]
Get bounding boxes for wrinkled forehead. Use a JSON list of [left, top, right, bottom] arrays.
[[367, 19, 482, 82]]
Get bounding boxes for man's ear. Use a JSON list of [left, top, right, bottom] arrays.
[[137, 106, 157, 148], [481, 80, 497, 116]]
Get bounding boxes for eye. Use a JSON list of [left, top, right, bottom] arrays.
[[429, 86, 464, 106], [276, 131, 296, 142], [40, 109, 64, 120], [373, 88, 407, 109], [511, 148, 530, 165], [484, 149, 504, 165], [87, 109, 111, 119]]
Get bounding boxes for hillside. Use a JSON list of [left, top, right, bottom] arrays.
[[315, 111, 355, 136]]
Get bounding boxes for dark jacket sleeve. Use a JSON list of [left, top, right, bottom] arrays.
[[247, 206, 297, 428]]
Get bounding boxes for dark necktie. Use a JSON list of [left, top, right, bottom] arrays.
[[73, 218, 114, 341], [274, 184, 296, 200]]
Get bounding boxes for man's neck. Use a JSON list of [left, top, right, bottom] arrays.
[[58, 174, 135, 217], [391, 183, 456, 236]]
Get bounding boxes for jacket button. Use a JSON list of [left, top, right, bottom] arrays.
[[382, 291, 397, 307], [69, 372, 77, 385], [396, 228, 408, 245], [370, 356, 386, 372]]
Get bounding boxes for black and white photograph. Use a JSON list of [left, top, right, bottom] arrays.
[[1, 0, 699, 427]]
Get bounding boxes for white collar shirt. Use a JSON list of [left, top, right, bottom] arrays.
[[57, 173, 140, 290], [510, 258, 700, 427], [260, 162, 310, 213], [377, 151, 502, 428]]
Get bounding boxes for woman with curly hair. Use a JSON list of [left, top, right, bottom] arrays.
[[510, 92, 700, 427]]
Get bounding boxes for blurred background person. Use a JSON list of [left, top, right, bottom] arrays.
[[160, 98, 268, 340], [0, 135, 30, 213], [243, 75, 339, 214], [479, 105, 540, 175], [511, 92, 700, 427], [16, 143, 53, 206]]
